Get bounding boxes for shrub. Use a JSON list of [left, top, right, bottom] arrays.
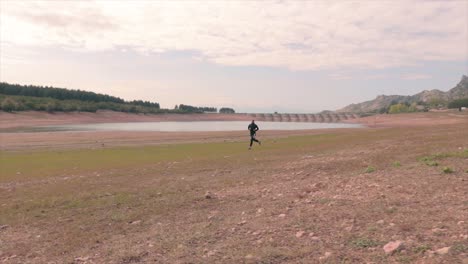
[[1, 98, 17, 112], [351, 238, 380, 248], [442, 167, 454, 174]]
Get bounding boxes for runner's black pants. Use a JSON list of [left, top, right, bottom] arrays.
[[250, 133, 259, 147]]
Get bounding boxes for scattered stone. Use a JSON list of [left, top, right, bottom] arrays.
[[458, 221, 465, 226], [310, 236, 320, 241], [257, 208, 264, 214], [245, 254, 254, 259], [238, 220, 247, 226], [319, 252, 332, 260], [376, 220, 385, 225], [435, 247, 450, 255], [295, 231, 305, 238], [130, 220, 141, 225], [0, 225, 9, 230], [309, 232, 315, 237], [207, 250, 216, 257], [205, 192, 213, 199], [383, 241, 404, 254], [74, 256, 90, 262], [432, 228, 446, 234], [278, 214, 286, 218]]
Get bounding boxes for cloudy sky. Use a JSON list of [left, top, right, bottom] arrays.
[[1, 1, 467, 112]]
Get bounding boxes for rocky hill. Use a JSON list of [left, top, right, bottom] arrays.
[[338, 75, 468, 113]]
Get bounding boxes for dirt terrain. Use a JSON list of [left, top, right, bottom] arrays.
[[0, 111, 252, 130], [0, 112, 467, 263]]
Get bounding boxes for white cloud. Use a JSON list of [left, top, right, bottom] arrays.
[[1, 0, 466, 71], [401, 73, 433, 80]]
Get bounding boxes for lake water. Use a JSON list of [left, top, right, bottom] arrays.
[[27, 121, 362, 132]]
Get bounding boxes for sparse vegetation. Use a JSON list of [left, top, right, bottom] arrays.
[[413, 245, 431, 254], [451, 243, 468, 254], [392, 161, 401, 167], [1, 112, 467, 263], [419, 156, 439, 166], [442, 166, 454, 174], [351, 238, 380, 248], [365, 166, 376, 173]]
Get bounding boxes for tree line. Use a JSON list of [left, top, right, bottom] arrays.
[[0, 82, 235, 114], [176, 104, 217, 113], [448, 98, 468, 111]]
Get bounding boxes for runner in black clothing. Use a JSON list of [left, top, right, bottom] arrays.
[[248, 120, 261, 150]]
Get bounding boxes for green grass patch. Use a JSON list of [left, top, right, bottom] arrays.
[[0, 133, 339, 182], [364, 166, 376, 173], [392, 161, 401, 167], [413, 245, 431, 254], [442, 166, 454, 174], [350, 237, 380, 248], [419, 149, 468, 167], [451, 242, 468, 254], [419, 156, 439, 166]]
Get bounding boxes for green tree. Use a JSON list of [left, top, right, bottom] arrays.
[[389, 103, 409, 114], [1, 98, 17, 112], [219, 107, 235, 114], [448, 98, 468, 111]]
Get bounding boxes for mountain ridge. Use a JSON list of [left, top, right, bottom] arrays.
[[337, 75, 468, 113]]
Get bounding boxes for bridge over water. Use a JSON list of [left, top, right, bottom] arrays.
[[246, 113, 360, 123]]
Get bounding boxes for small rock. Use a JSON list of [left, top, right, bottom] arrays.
[[296, 231, 305, 238], [458, 221, 465, 226], [319, 252, 332, 260], [278, 214, 286, 218], [74, 256, 90, 262], [383, 241, 404, 254], [205, 192, 212, 199], [0, 225, 9, 230], [238, 220, 247, 226], [245, 254, 254, 259], [432, 228, 446, 234], [207, 250, 216, 257], [435, 247, 450, 255], [130, 220, 141, 225], [376, 220, 385, 225], [310, 236, 320, 241]]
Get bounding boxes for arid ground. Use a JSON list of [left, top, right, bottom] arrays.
[[0, 111, 467, 263]]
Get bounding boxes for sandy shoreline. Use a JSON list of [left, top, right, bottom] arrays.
[[1, 111, 467, 152], [0, 111, 253, 129]]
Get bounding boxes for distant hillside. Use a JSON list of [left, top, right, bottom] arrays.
[[0, 82, 222, 114], [338, 75, 468, 113]]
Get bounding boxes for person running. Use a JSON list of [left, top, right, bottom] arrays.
[[248, 120, 261, 150]]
